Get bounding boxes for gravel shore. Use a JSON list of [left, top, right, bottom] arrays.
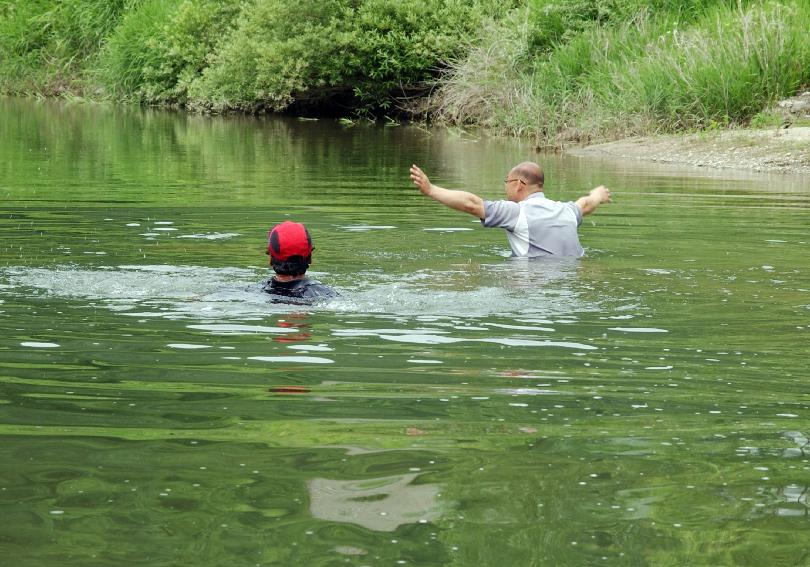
[[571, 126, 810, 175]]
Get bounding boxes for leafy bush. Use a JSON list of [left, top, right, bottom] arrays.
[[3, 0, 809, 140], [97, 0, 240, 102], [188, 0, 517, 113], [157, 0, 242, 102], [5, 0, 513, 111], [186, 0, 345, 111]]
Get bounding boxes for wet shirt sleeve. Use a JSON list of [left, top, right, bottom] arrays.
[[566, 201, 583, 226], [304, 281, 338, 298], [481, 200, 521, 230]]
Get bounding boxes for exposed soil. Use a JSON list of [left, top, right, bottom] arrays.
[[571, 126, 810, 174], [571, 92, 810, 175]]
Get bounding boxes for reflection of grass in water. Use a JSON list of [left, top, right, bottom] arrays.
[[2, 97, 809, 563], [0, 434, 447, 566], [435, 419, 810, 565], [2, 362, 808, 564], [2, 371, 804, 449]]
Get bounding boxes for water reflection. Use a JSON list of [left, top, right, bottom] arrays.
[[0, 96, 535, 208], [498, 256, 582, 290], [4, 97, 810, 565], [308, 473, 441, 531], [783, 431, 810, 458], [775, 485, 810, 518]]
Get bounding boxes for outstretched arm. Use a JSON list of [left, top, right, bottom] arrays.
[[410, 164, 485, 219], [576, 185, 612, 216]]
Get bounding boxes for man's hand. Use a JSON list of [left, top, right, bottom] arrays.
[[591, 185, 611, 204], [576, 185, 612, 216], [408, 164, 485, 219], [410, 164, 433, 196]]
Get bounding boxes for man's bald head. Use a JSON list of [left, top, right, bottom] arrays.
[[511, 162, 544, 189]]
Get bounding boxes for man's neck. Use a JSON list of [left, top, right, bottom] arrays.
[[273, 274, 306, 282]]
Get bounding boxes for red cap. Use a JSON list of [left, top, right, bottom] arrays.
[[267, 221, 313, 260]]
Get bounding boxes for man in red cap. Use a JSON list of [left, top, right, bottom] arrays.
[[262, 221, 336, 302]]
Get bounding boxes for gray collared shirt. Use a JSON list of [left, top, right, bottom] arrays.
[[482, 192, 584, 257]]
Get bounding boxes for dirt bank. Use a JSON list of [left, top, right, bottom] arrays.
[[571, 126, 810, 175]]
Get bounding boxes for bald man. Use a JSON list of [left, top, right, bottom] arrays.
[[409, 162, 610, 257]]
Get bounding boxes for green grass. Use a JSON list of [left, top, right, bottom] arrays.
[[1, 0, 809, 140], [96, 0, 241, 103], [0, 0, 128, 95], [598, 2, 810, 129], [96, 0, 178, 99], [429, 0, 810, 145]]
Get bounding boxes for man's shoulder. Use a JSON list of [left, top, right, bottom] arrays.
[[299, 278, 338, 298], [523, 192, 556, 205], [524, 193, 577, 212], [262, 276, 337, 301], [482, 199, 521, 228]]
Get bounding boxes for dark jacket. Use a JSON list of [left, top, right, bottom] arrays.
[[261, 276, 337, 303]]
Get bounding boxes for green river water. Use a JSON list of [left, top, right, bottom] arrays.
[[1, 97, 809, 566]]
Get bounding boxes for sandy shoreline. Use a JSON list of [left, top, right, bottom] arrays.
[[570, 126, 810, 175]]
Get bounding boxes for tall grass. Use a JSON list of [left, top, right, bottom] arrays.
[[96, 0, 177, 98], [2, 0, 809, 139], [97, 0, 240, 102], [599, 1, 810, 130], [430, 0, 810, 145], [421, 8, 536, 136], [0, 0, 129, 94]]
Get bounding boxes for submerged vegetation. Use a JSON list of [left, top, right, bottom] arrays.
[[1, 0, 809, 144]]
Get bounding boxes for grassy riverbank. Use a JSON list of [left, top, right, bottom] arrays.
[[429, 0, 810, 146], [2, 0, 809, 145], [0, 0, 515, 113]]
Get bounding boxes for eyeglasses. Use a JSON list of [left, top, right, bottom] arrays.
[[504, 177, 525, 185]]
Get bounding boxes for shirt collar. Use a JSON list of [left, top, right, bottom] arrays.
[[270, 276, 308, 288]]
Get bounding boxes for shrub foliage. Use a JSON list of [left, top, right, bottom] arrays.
[[187, 0, 514, 112], [430, 0, 810, 143], [98, 0, 241, 103], [1, 0, 513, 112], [1, 0, 809, 141]]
